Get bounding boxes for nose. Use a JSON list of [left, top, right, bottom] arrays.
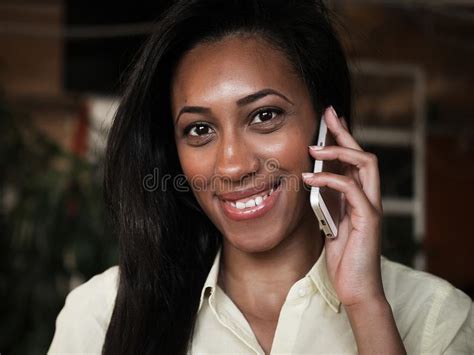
[[214, 134, 260, 186]]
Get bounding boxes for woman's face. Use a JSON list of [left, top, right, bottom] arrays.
[[171, 34, 319, 253]]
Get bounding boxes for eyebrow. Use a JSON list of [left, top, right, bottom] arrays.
[[174, 88, 294, 124]]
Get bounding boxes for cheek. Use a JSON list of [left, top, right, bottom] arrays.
[[177, 147, 214, 191], [255, 127, 313, 174]]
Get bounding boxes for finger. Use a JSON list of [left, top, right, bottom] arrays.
[[342, 163, 362, 188], [324, 106, 363, 151], [340, 116, 349, 131], [302, 171, 380, 228], [308, 146, 382, 212]]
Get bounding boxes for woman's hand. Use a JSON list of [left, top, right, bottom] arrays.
[[302, 106, 385, 308], [302, 106, 406, 355]]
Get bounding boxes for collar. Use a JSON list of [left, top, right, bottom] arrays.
[[306, 245, 342, 313], [198, 245, 222, 313], [197, 244, 341, 313]]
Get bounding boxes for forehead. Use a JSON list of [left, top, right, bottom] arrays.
[[171, 34, 302, 106]]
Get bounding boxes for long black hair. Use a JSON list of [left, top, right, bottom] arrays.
[[102, 0, 352, 354]]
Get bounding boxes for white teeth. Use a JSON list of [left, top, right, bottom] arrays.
[[236, 201, 246, 209], [228, 185, 276, 209], [245, 199, 256, 208]]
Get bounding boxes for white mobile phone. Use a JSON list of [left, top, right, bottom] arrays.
[[310, 111, 344, 238]]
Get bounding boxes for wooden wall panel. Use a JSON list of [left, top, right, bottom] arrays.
[[426, 135, 474, 296]]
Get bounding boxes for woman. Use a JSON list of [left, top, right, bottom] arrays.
[[48, 0, 473, 354]]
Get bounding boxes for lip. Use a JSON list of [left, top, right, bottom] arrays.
[[216, 178, 281, 202], [219, 179, 283, 221]]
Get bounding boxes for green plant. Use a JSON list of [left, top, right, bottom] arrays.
[[0, 94, 118, 355]]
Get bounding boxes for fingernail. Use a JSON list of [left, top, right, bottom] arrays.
[[302, 172, 313, 179], [309, 145, 323, 150], [329, 105, 338, 118]]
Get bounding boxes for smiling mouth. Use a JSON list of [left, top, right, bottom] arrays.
[[224, 180, 280, 208], [219, 178, 283, 221]]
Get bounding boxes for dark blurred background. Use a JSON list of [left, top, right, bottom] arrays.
[[1, 1, 473, 354]]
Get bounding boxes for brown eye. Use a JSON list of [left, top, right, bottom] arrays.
[[184, 122, 214, 137], [251, 108, 283, 125]]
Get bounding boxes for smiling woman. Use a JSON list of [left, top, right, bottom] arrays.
[[171, 35, 320, 250], [47, 0, 473, 355]]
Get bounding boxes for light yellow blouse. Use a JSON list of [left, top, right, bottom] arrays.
[[48, 246, 473, 354]]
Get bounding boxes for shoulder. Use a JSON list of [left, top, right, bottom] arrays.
[[380, 257, 473, 354], [64, 265, 119, 313], [382, 256, 458, 295], [48, 265, 120, 355], [380, 256, 471, 308]]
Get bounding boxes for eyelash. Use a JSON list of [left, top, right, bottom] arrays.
[[183, 107, 284, 138]]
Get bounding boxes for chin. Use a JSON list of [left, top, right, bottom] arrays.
[[224, 231, 284, 254]]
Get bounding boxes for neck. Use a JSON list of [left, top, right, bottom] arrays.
[[218, 207, 324, 319]]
